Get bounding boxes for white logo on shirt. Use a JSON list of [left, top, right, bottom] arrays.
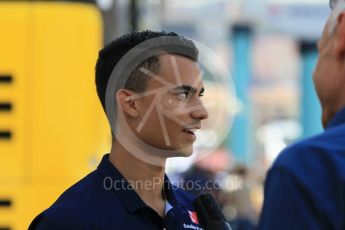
[[183, 223, 203, 230]]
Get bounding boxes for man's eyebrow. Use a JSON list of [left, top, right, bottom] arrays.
[[174, 85, 205, 95]]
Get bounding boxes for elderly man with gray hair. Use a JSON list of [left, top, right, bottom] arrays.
[[258, 0, 345, 229]]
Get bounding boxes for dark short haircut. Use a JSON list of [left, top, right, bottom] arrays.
[[95, 30, 199, 113]]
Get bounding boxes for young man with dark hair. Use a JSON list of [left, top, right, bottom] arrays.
[[29, 30, 208, 229]]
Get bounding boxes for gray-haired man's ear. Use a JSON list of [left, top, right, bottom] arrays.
[[335, 12, 345, 59]]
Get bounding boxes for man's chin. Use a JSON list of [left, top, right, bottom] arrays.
[[147, 143, 194, 158], [168, 146, 194, 158]]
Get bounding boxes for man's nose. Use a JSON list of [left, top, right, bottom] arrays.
[[190, 100, 209, 120]]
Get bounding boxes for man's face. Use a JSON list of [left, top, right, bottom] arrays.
[[132, 54, 208, 156], [313, 17, 343, 126]]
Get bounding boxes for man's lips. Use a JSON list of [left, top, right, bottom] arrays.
[[183, 128, 196, 135], [182, 126, 200, 135]]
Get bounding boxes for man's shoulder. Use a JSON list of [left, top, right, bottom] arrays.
[[261, 125, 345, 228], [52, 170, 102, 205], [273, 124, 345, 170], [268, 124, 345, 197], [29, 205, 89, 229], [29, 170, 125, 229]]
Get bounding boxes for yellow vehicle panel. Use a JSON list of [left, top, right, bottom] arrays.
[[0, 2, 110, 229]]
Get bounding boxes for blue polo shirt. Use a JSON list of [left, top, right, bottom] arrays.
[[29, 154, 202, 230], [258, 107, 345, 229]]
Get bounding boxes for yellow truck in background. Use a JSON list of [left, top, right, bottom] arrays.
[[0, 2, 110, 229]]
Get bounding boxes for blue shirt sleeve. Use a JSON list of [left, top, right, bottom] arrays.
[[258, 168, 324, 230]]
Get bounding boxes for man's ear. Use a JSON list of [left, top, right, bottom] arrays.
[[116, 89, 140, 118], [335, 12, 345, 59]]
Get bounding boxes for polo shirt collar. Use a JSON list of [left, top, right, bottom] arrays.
[[96, 154, 184, 213], [326, 107, 345, 129], [163, 174, 186, 209]]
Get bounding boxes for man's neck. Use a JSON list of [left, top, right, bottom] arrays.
[[322, 95, 345, 128], [109, 141, 167, 217]]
